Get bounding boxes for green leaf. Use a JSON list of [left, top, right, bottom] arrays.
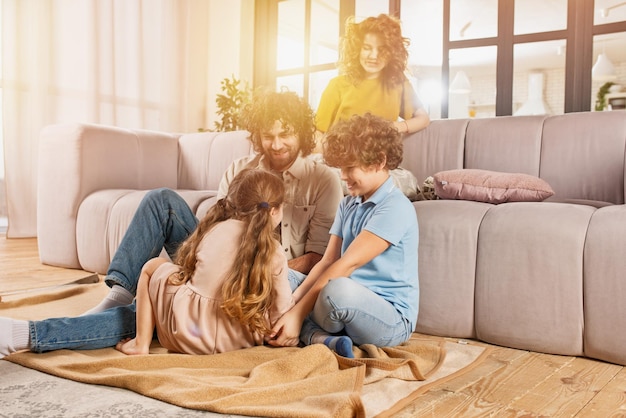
[[210, 75, 252, 132]]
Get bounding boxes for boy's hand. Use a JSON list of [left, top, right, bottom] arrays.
[[267, 310, 302, 347]]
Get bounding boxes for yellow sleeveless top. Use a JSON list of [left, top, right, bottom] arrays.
[[315, 75, 422, 132]]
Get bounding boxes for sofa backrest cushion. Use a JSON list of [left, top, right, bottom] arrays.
[[464, 115, 546, 176], [131, 129, 181, 189], [540, 111, 626, 204], [403, 118, 468, 184], [177, 130, 253, 190]]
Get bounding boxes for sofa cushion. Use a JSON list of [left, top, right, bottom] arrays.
[[413, 199, 491, 339], [77, 189, 217, 274], [545, 197, 614, 209], [464, 115, 546, 175], [433, 169, 554, 204], [474, 202, 593, 356], [540, 111, 626, 205], [583, 205, 626, 365]]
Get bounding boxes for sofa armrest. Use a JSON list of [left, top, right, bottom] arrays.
[[37, 123, 179, 269]]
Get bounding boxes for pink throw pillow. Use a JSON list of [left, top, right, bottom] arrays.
[[433, 169, 554, 204]]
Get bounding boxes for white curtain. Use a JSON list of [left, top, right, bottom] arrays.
[[1, 0, 215, 237]]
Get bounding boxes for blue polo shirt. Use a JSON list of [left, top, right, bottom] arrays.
[[329, 176, 419, 329]]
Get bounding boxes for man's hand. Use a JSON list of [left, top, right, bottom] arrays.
[[266, 309, 304, 347], [288, 252, 322, 275]]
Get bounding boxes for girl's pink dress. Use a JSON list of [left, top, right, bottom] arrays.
[[148, 219, 294, 354]]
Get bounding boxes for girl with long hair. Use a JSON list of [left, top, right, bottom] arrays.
[[115, 168, 294, 355]]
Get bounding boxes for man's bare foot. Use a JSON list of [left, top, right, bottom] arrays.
[[115, 337, 149, 355]]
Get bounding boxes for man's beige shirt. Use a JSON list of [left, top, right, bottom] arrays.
[[217, 154, 343, 259]]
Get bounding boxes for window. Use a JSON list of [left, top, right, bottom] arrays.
[[273, 0, 340, 107], [255, 0, 626, 119]]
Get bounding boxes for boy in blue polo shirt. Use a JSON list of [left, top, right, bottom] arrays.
[[268, 112, 419, 357]]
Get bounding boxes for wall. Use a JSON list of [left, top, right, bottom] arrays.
[[205, 0, 255, 130]]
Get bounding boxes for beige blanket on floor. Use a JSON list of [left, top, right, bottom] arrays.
[[7, 338, 444, 418], [2, 277, 488, 417]]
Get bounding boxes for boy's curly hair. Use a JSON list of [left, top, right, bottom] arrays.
[[339, 14, 410, 87], [323, 113, 403, 170], [238, 89, 317, 157]]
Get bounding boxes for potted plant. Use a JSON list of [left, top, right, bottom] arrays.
[[595, 81, 615, 111], [213, 75, 252, 131], [201, 75, 252, 132]]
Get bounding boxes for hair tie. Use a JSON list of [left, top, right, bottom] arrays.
[[258, 202, 270, 209]]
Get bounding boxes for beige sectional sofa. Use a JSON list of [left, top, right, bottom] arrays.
[[37, 110, 626, 366]]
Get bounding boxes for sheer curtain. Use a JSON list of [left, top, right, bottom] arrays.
[[1, 0, 216, 237]]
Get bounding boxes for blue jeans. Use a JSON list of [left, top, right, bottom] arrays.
[[300, 277, 412, 347], [27, 188, 309, 353], [30, 304, 138, 352], [106, 188, 199, 295]]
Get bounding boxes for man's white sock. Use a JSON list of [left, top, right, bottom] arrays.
[[81, 284, 134, 316], [0, 318, 29, 358]]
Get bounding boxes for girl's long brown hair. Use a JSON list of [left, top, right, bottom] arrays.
[[169, 169, 285, 336]]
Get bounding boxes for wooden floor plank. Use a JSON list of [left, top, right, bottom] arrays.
[[507, 356, 622, 416], [0, 237, 92, 292], [461, 352, 574, 409], [393, 345, 533, 417], [576, 366, 626, 417]]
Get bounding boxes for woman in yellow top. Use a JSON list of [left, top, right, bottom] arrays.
[[316, 14, 430, 138]]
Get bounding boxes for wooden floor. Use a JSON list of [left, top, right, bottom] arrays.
[[0, 236, 93, 293], [2, 236, 626, 417]]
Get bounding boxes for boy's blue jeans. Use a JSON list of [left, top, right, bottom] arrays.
[[300, 277, 413, 348]]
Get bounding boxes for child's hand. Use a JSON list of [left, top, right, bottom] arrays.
[[267, 311, 302, 347]]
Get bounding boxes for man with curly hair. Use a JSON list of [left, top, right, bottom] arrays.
[[269, 113, 419, 357], [0, 90, 343, 357]]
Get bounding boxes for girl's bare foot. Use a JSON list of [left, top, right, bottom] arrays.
[[115, 337, 149, 355]]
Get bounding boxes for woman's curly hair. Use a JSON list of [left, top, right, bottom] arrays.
[[339, 14, 410, 87], [170, 168, 285, 336], [238, 89, 317, 157], [323, 113, 403, 170]]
